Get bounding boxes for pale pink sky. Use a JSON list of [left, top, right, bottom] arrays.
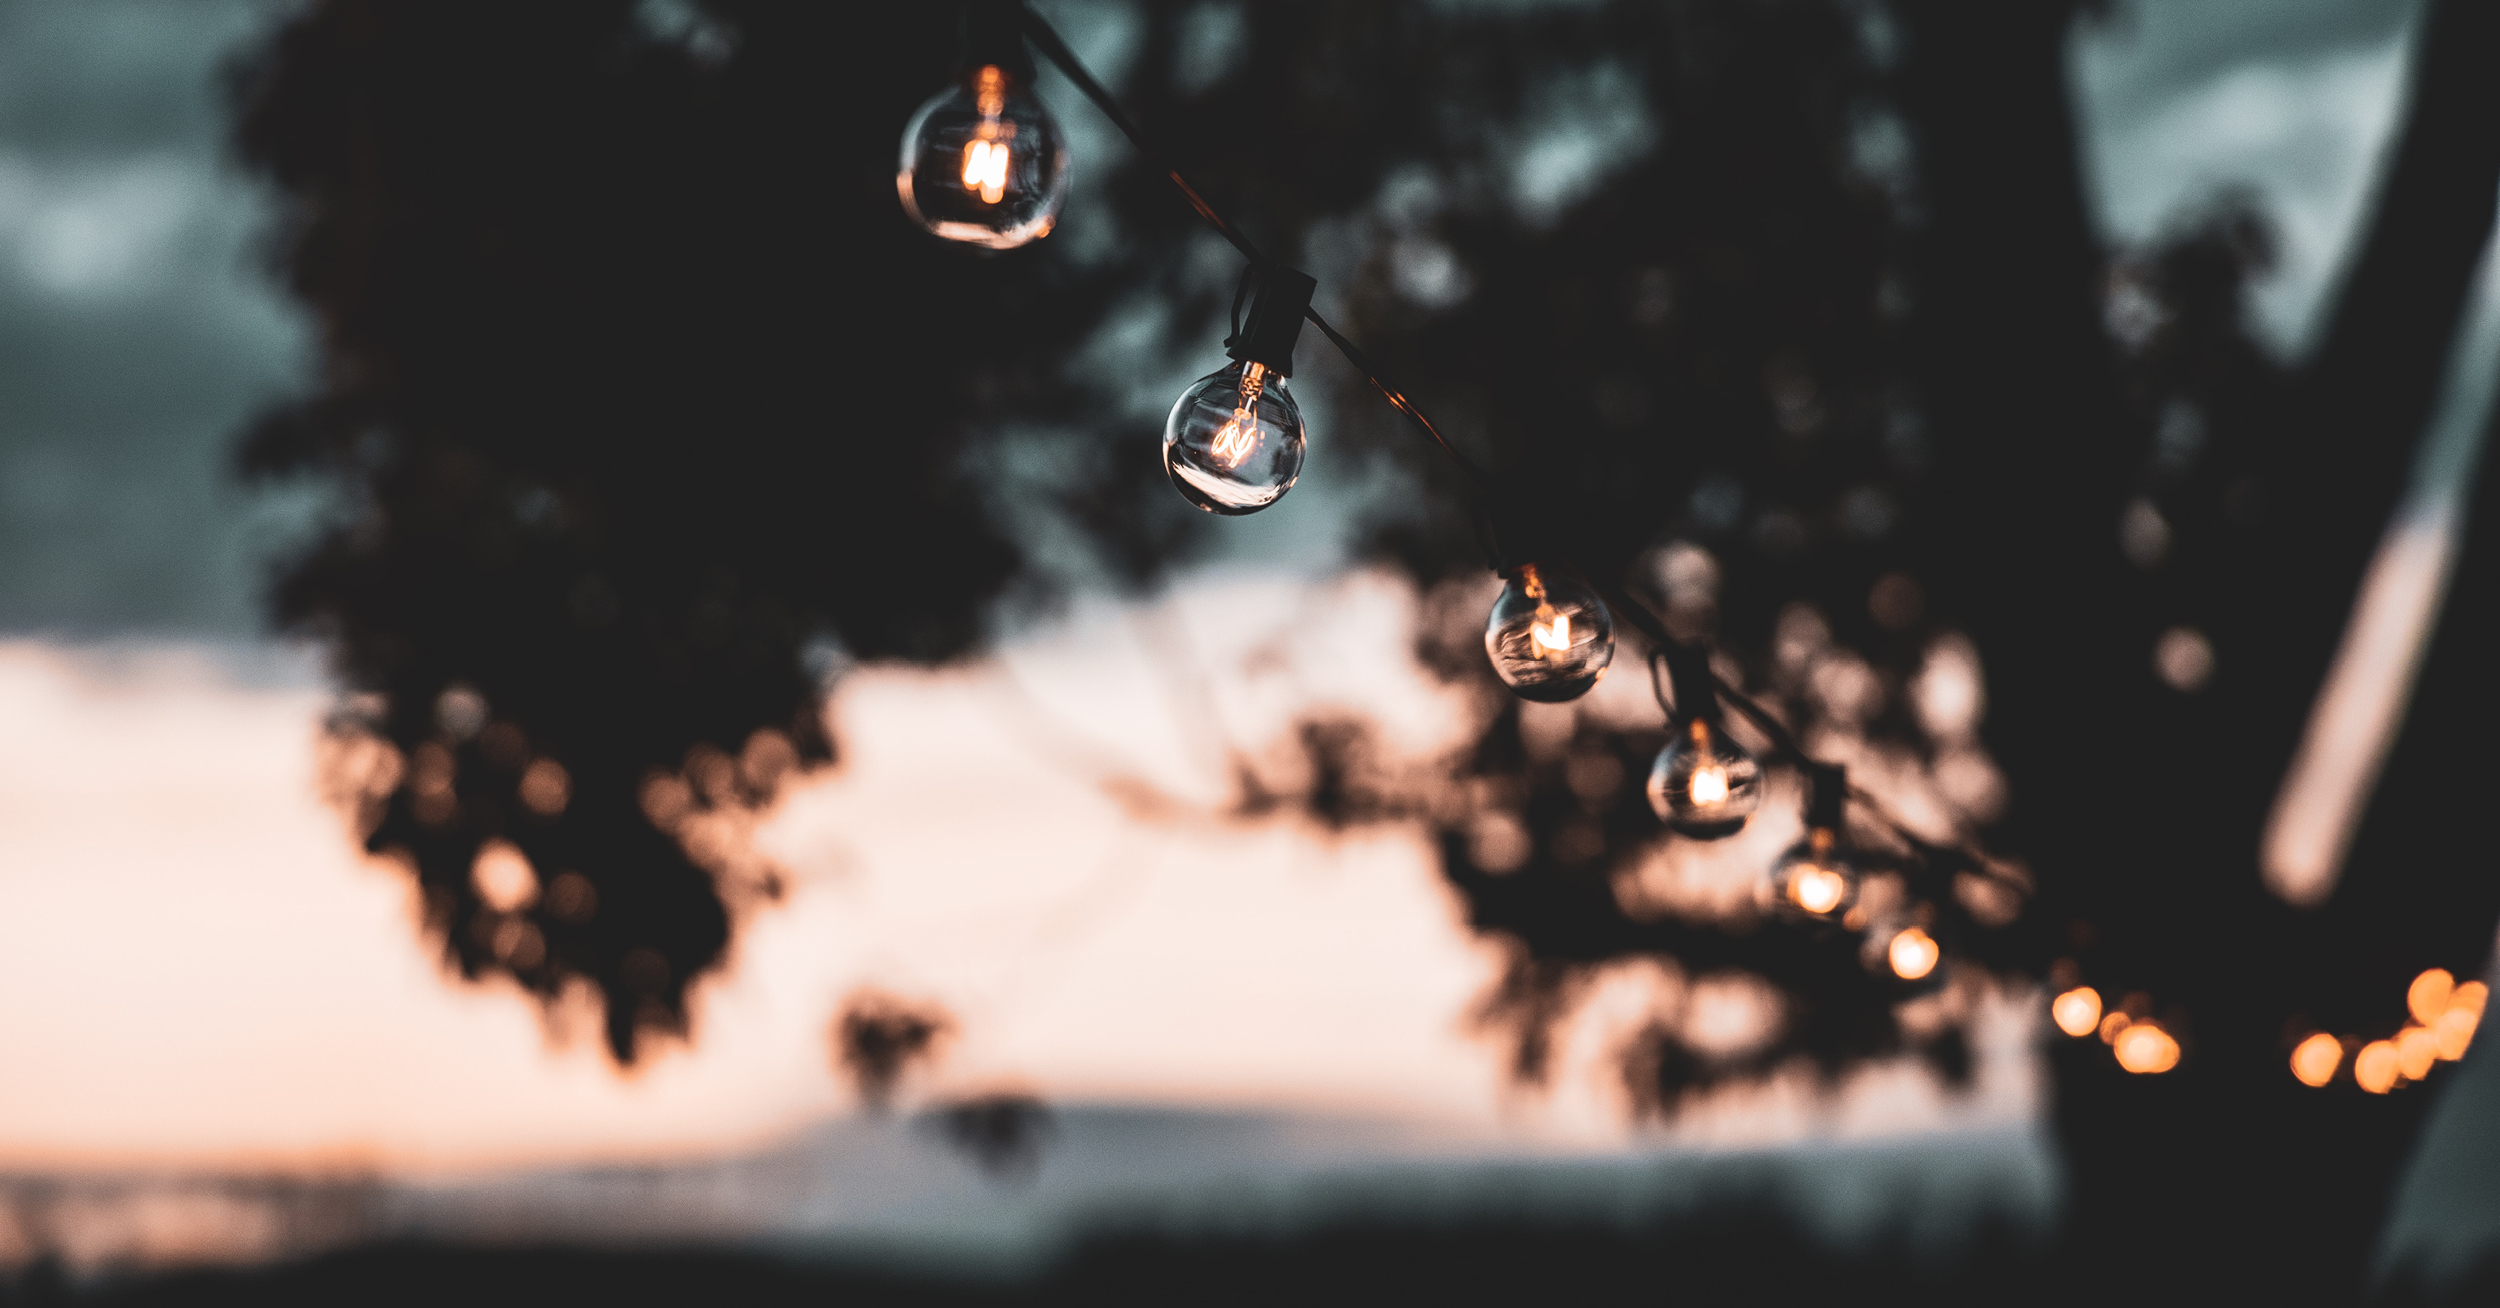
[[0, 572, 2035, 1178]]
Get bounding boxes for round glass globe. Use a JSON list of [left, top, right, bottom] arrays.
[[1766, 828, 1857, 921], [1163, 360, 1306, 514], [1484, 565, 1613, 702], [896, 64, 1069, 250], [1645, 717, 1762, 839], [1862, 919, 1945, 988]]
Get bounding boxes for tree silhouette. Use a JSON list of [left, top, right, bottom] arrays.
[[233, 0, 2500, 1293]]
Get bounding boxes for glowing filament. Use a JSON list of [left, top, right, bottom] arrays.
[[1532, 610, 1573, 654], [1688, 764, 1729, 807], [1208, 363, 1268, 468], [1789, 865, 1846, 915], [2052, 987, 2102, 1038], [960, 67, 1016, 205], [2290, 1032, 2341, 1087], [1888, 927, 1940, 981]]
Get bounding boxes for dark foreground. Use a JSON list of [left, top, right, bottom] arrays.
[[5, 1213, 2494, 1308]]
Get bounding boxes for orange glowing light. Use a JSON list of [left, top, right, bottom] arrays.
[[2052, 987, 2102, 1038], [959, 66, 1015, 205], [2355, 1040, 2400, 1094], [2399, 1025, 2439, 1081], [1689, 764, 1730, 806], [2409, 968, 2456, 1027], [2436, 1006, 2478, 1061], [2453, 980, 2488, 1017], [2098, 1011, 2130, 1044], [1788, 865, 1847, 916], [1207, 362, 1268, 468], [2290, 1033, 2342, 1088], [2113, 1021, 2180, 1074], [1888, 926, 1940, 981], [1532, 609, 1574, 654]]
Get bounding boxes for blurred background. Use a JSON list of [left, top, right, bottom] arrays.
[[2, 0, 2498, 1302]]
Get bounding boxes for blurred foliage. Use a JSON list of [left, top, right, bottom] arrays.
[[232, 0, 2500, 1291]]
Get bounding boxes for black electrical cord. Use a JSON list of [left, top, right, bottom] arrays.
[[1011, 1, 2017, 898]]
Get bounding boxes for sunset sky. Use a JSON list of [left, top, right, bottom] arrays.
[[0, 0, 2479, 1198]]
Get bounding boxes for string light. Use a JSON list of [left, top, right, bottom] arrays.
[[914, 1, 2046, 1026], [1767, 765, 1857, 921], [2407, 968, 2454, 1026], [2398, 1026, 2439, 1080], [2113, 1021, 2180, 1074], [897, 8, 1069, 249], [2355, 1040, 2400, 1094], [2052, 986, 2103, 1037], [1646, 648, 1762, 839], [1164, 267, 1316, 514], [2290, 1032, 2342, 1087], [1485, 564, 1614, 702], [1885, 924, 1941, 981]]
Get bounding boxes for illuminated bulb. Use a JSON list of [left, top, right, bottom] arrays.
[[1163, 360, 1306, 514], [898, 64, 1069, 249], [2098, 1011, 2130, 1044], [1483, 565, 1614, 702], [2290, 1033, 2342, 1088], [1767, 827, 1857, 920], [2113, 1021, 2180, 1074], [2409, 968, 2455, 1026], [2456, 980, 2489, 1015], [2052, 987, 2102, 1038], [2435, 1006, 2478, 1061], [2354, 1040, 2400, 1094], [1646, 717, 1762, 839], [2398, 1026, 2439, 1080], [1887, 925, 1941, 981]]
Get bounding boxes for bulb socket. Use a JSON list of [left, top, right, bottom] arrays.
[[960, 0, 1037, 83], [1225, 264, 1317, 377], [1662, 644, 1720, 727], [1805, 762, 1846, 833]]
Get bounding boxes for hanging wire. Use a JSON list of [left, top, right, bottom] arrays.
[[1010, 2, 2018, 900]]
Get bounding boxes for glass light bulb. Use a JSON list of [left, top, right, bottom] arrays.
[[1646, 717, 1762, 838], [2052, 986, 2102, 1038], [1885, 925, 1941, 981], [1483, 564, 1614, 703], [1767, 826, 1857, 920], [897, 64, 1069, 250], [1163, 360, 1306, 514]]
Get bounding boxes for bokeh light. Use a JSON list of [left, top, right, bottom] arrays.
[[2398, 1026, 2438, 1080], [2355, 1040, 2400, 1094], [2290, 1033, 2342, 1088], [1887, 926, 1940, 981], [2052, 986, 2102, 1038], [2113, 1022, 2179, 1074], [2436, 1006, 2478, 1061], [2407, 968, 2454, 1026]]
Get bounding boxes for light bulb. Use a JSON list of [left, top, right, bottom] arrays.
[[1484, 564, 1614, 702], [1767, 826, 1856, 920], [1646, 717, 1762, 838], [1164, 360, 1306, 514], [2114, 1021, 2181, 1074], [2290, 1032, 2342, 1087], [897, 64, 1069, 250], [2408, 968, 2455, 1026], [2052, 986, 2102, 1038], [2354, 1039, 2400, 1093], [1886, 925, 1941, 981]]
